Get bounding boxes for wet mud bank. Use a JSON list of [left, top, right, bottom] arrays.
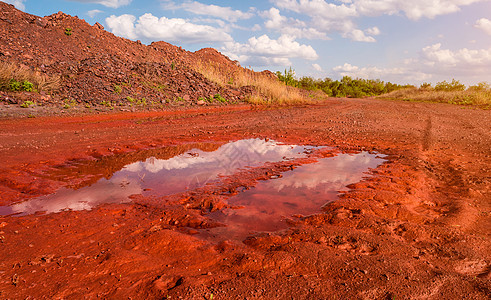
[[0, 98, 489, 299]]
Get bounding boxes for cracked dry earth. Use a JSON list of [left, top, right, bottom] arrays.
[[0, 98, 489, 299]]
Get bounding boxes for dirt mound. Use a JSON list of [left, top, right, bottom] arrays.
[[194, 48, 241, 70], [0, 2, 256, 108]]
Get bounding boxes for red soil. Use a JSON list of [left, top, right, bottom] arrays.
[[0, 98, 489, 299]]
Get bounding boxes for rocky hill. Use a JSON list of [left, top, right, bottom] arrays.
[[0, 1, 261, 109]]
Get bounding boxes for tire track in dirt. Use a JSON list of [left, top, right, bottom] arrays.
[[422, 116, 432, 151], [418, 111, 487, 234]]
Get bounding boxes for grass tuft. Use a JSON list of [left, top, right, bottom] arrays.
[[192, 61, 307, 105], [378, 86, 491, 109], [20, 100, 35, 108], [0, 61, 60, 92]]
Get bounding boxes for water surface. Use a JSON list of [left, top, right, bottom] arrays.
[[202, 152, 386, 240], [0, 139, 318, 216]]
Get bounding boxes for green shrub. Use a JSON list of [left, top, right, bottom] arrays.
[[468, 82, 490, 91], [62, 99, 76, 109], [9, 79, 21, 91], [276, 67, 297, 87], [65, 28, 72, 36], [420, 82, 432, 89], [435, 79, 466, 92], [20, 100, 34, 108], [136, 97, 147, 106], [22, 81, 33, 92], [101, 100, 113, 107], [275, 69, 411, 98], [214, 93, 227, 103], [9, 80, 34, 92], [113, 84, 122, 94]]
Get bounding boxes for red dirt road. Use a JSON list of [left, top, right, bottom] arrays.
[[0, 98, 490, 299]]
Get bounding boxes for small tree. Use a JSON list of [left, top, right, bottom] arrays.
[[419, 82, 432, 90], [276, 67, 297, 87], [435, 79, 466, 92], [468, 82, 490, 91]]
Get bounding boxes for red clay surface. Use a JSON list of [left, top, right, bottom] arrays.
[[0, 98, 490, 299]]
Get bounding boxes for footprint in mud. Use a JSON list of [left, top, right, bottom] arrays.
[[332, 236, 376, 255], [152, 275, 184, 292]]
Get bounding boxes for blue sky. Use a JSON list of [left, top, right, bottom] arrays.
[[5, 0, 491, 85]]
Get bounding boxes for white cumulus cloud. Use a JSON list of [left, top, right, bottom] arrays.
[[333, 42, 491, 83], [87, 9, 103, 18], [262, 7, 329, 39], [354, 0, 481, 20], [312, 63, 323, 72], [269, 0, 486, 42], [106, 13, 233, 44], [3, 0, 25, 11], [267, 2, 373, 42], [172, 1, 254, 23], [333, 63, 405, 79], [420, 43, 491, 73], [475, 18, 491, 35], [365, 26, 381, 36], [68, 0, 132, 8], [273, 0, 358, 19], [106, 14, 138, 40], [279, 0, 486, 20], [421, 43, 459, 66], [332, 62, 433, 82], [342, 29, 376, 42], [222, 34, 319, 67]]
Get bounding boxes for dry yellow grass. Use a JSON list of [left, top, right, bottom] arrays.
[[0, 60, 60, 92], [193, 61, 308, 105], [378, 87, 491, 108]]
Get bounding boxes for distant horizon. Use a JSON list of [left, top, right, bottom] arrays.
[[4, 0, 491, 86]]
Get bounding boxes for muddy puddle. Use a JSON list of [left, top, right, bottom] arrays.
[[0, 139, 319, 216], [0, 139, 387, 242], [201, 152, 387, 241]]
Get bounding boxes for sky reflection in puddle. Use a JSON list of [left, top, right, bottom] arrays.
[[1, 139, 317, 216], [202, 152, 386, 241]]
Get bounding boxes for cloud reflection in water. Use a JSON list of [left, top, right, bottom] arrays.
[[1, 139, 316, 216], [206, 152, 386, 240]]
